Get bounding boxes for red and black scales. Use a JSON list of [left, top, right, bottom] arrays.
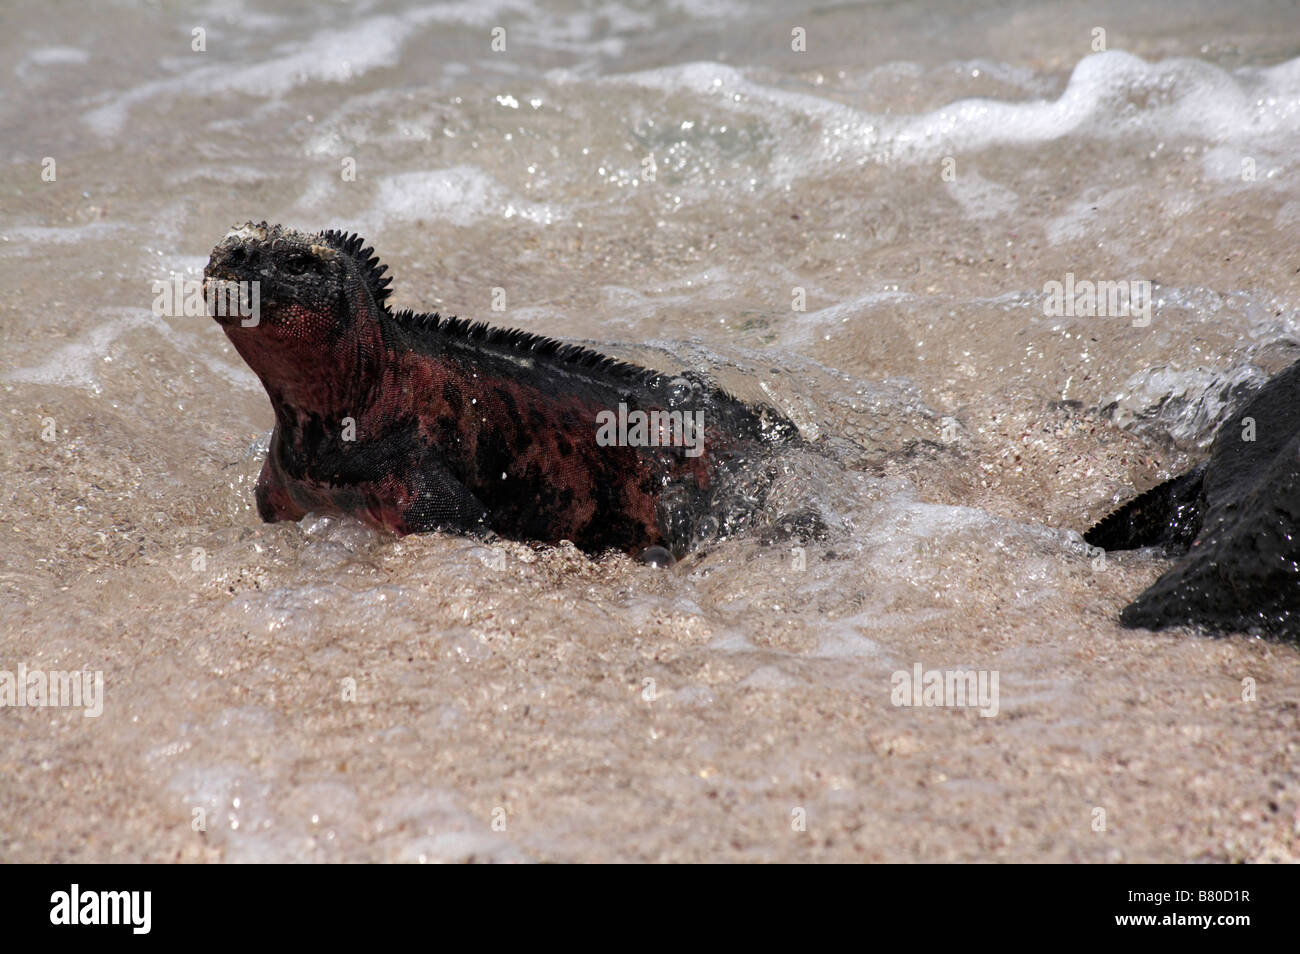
[[205, 223, 798, 560]]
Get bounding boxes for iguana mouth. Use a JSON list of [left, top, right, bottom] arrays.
[[203, 225, 276, 325], [203, 271, 240, 287], [202, 274, 259, 326]]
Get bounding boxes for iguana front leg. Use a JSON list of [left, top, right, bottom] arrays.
[[254, 454, 307, 523], [389, 453, 491, 535]]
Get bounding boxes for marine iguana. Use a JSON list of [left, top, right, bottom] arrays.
[[204, 222, 798, 560], [1084, 359, 1300, 639]]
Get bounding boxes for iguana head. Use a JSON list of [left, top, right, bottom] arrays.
[[204, 222, 392, 330], [205, 222, 393, 414]]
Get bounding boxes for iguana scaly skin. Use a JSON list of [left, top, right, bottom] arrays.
[[1085, 359, 1300, 639], [204, 223, 797, 558]]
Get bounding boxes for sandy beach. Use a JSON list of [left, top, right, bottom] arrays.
[[1, 0, 1298, 862]]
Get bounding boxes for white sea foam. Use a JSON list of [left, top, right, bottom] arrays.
[[4, 307, 256, 393], [1105, 363, 1269, 448], [84, 13, 420, 136], [1045, 185, 1144, 246], [944, 168, 1020, 222], [15, 46, 89, 78], [80, 0, 597, 137], [0, 223, 124, 250], [613, 51, 1300, 180], [369, 166, 563, 228], [4, 312, 157, 391]]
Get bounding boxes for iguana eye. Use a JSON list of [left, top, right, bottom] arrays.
[[283, 252, 314, 276]]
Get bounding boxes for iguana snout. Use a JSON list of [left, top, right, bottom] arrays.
[[203, 221, 349, 329]]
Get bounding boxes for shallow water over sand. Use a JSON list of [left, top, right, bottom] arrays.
[[2, 0, 1299, 861]]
